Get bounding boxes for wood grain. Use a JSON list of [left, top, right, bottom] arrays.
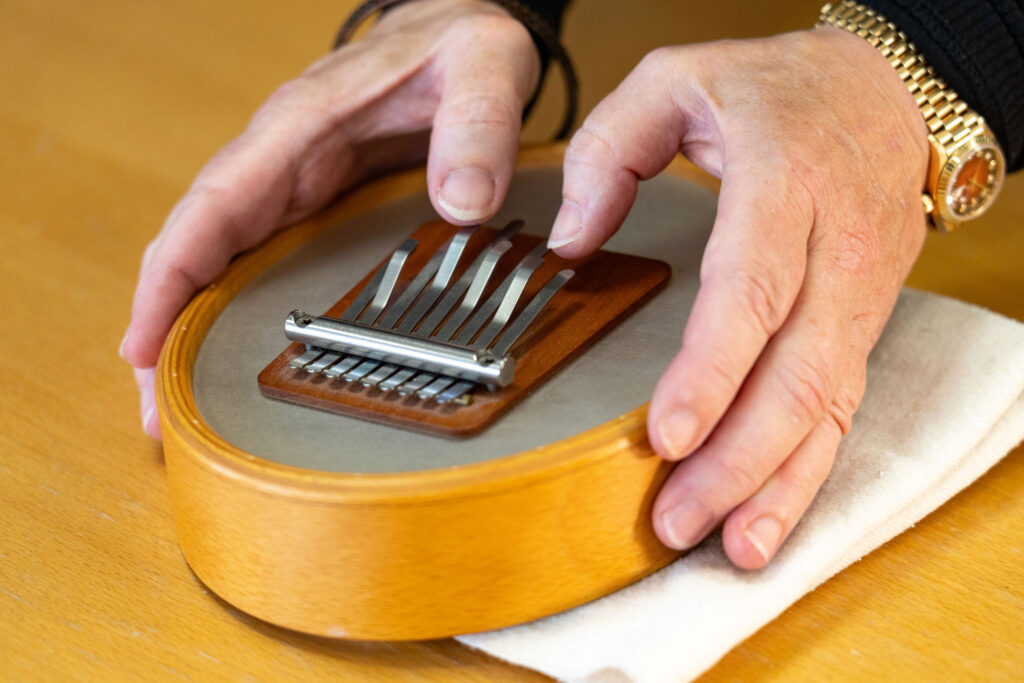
[[1, 0, 1022, 680], [258, 221, 671, 437], [157, 155, 683, 640]]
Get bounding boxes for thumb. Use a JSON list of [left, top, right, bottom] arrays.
[[427, 15, 539, 224]]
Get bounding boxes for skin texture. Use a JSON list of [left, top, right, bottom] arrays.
[[121, 0, 540, 434], [547, 26, 929, 568], [122, 0, 930, 569]]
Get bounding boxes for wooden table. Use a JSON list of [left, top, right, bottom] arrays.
[[2, 1, 1021, 679]]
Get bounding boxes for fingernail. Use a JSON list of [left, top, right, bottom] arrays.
[[142, 405, 155, 432], [547, 201, 582, 249], [660, 499, 716, 549], [438, 168, 495, 222], [656, 409, 700, 460], [119, 330, 129, 360], [744, 516, 783, 562]]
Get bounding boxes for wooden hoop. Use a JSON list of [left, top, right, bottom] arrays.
[[157, 145, 720, 640]]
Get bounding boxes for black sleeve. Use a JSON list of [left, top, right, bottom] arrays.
[[866, 0, 1024, 171]]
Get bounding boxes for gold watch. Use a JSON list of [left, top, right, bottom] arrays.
[[819, 1, 1006, 233]]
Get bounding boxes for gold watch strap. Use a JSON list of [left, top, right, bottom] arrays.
[[818, 1, 986, 153]]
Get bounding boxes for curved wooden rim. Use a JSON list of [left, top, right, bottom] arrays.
[[156, 145, 719, 505]]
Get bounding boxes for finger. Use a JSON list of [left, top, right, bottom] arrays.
[[122, 139, 296, 369], [721, 362, 867, 569], [720, 412, 842, 568], [427, 16, 538, 224], [646, 157, 811, 460], [652, 237, 881, 551], [547, 49, 689, 254], [713, 209, 923, 568], [134, 366, 161, 439], [121, 53, 427, 369]]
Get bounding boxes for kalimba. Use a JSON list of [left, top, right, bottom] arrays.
[[157, 147, 719, 640], [258, 218, 670, 436]]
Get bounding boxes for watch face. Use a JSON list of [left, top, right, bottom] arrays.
[[946, 144, 1004, 220]]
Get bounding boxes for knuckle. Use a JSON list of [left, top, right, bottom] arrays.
[[708, 450, 764, 499], [566, 125, 618, 166], [442, 13, 538, 100], [774, 353, 834, 424], [635, 46, 679, 78], [825, 402, 854, 436], [563, 126, 637, 199], [711, 266, 792, 338], [778, 452, 832, 508], [437, 92, 518, 130], [457, 11, 529, 41], [446, 11, 538, 71], [851, 310, 885, 351], [700, 349, 745, 396], [265, 77, 316, 108], [255, 77, 326, 123], [827, 368, 867, 436], [828, 224, 883, 276]]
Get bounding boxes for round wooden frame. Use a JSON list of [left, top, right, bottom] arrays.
[[157, 146, 720, 641]]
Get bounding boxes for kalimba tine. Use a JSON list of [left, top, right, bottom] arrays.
[[157, 148, 720, 641], [258, 219, 670, 436]]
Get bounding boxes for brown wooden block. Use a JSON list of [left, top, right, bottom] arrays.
[[258, 221, 671, 437]]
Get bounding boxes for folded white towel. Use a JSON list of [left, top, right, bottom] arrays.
[[459, 288, 1024, 683]]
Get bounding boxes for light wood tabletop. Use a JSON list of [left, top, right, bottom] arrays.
[[2, 1, 1021, 680]]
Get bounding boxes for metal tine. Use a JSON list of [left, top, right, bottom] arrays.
[[417, 219, 525, 338], [491, 269, 575, 357], [340, 265, 387, 322], [396, 372, 435, 396], [452, 243, 547, 347], [354, 238, 417, 323], [394, 226, 477, 334], [436, 380, 476, 404], [430, 240, 512, 340], [324, 355, 361, 378], [374, 230, 467, 330], [305, 351, 342, 373], [471, 252, 547, 350], [413, 240, 537, 388], [340, 269, 387, 322], [417, 376, 456, 400], [336, 235, 463, 381], [289, 347, 323, 369], [335, 227, 471, 382], [361, 363, 399, 387], [343, 359, 380, 383], [406, 244, 544, 389], [378, 367, 418, 392]]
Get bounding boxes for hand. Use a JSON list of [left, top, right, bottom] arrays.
[[547, 27, 930, 568], [120, 0, 539, 438]]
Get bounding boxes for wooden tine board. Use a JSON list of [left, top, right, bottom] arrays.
[[258, 221, 671, 437]]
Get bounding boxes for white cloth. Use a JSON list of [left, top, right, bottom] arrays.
[[458, 288, 1024, 682]]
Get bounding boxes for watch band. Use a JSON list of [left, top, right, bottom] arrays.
[[818, 2, 985, 154], [817, 1, 1010, 232]]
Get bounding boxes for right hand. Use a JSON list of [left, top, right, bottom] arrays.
[[121, 0, 540, 438]]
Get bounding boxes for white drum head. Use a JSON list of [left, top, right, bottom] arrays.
[[193, 167, 717, 473]]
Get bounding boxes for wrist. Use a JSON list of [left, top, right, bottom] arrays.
[[817, 1, 1006, 232], [812, 23, 930, 176]]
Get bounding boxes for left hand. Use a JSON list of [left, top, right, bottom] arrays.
[[547, 26, 930, 568], [120, 0, 540, 438]]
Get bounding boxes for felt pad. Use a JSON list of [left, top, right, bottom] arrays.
[[193, 167, 717, 473]]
